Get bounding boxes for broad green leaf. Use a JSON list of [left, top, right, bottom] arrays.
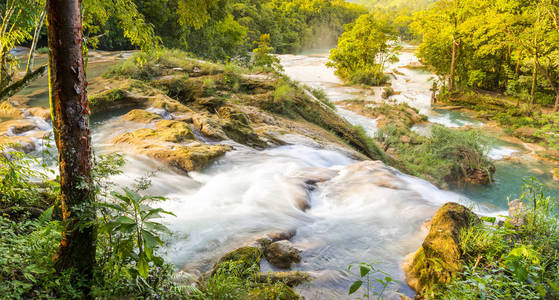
[[38, 206, 54, 223], [360, 264, 372, 277], [98, 202, 127, 212], [116, 216, 136, 225], [137, 255, 149, 278], [349, 280, 363, 295], [144, 221, 171, 234], [144, 208, 176, 220]]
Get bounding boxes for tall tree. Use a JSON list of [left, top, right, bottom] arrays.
[[46, 0, 95, 294]]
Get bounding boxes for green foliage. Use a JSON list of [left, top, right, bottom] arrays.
[[411, 0, 559, 108], [83, 0, 160, 51], [327, 13, 399, 86], [376, 123, 493, 187], [99, 188, 174, 279], [438, 179, 559, 299], [0, 146, 53, 210], [253, 34, 283, 71], [0, 148, 186, 298], [35, 47, 48, 54], [347, 262, 394, 299], [0, 213, 84, 299]]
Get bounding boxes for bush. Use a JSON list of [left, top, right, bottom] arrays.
[[376, 124, 493, 187], [438, 178, 559, 299], [349, 69, 389, 86]]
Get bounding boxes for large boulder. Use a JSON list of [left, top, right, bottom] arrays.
[[402, 202, 479, 295], [113, 120, 194, 143], [112, 119, 232, 172], [264, 240, 302, 269]]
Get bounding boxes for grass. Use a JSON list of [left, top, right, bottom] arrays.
[[434, 178, 559, 299], [376, 123, 493, 187]]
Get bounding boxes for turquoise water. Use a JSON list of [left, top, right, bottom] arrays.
[[21, 60, 116, 108], [458, 158, 559, 211]]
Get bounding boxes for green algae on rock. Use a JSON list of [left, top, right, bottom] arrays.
[[403, 202, 480, 296]]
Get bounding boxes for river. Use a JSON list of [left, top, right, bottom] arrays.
[[8, 48, 559, 299]]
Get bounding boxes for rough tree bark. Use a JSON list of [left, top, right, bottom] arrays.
[[47, 0, 96, 295]]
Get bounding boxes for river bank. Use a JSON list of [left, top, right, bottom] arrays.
[[1, 47, 558, 299]]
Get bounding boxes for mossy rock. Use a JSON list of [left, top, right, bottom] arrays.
[[213, 247, 262, 277], [247, 283, 300, 300], [89, 88, 129, 113], [154, 75, 198, 104], [114, 120, 194, 143], [256, 271, 312, 287], [0, 102, 24, 119], [222, 121, 267, 148], [403, 202, 480, 295], [154, 144, 232, 172], [513, 127, 542, 142], [0, 120, 37, 135], [122, 109, 162, 123]]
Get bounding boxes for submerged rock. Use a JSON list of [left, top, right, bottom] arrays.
[[403, 202, 479, 295], [26, 107, 51, 121], [264, 240, 302, 269]]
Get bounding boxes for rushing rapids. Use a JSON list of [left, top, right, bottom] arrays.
[[4, 48, 557, 298]]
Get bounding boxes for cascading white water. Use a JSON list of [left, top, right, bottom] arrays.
[[99, 131, 492, 298], [10, 48, 548, 299]]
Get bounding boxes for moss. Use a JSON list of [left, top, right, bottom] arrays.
[[218, 106, 267, 148], [88, 88, 128, 113], [114, 120, 194, 143], [256, 271, 312, 287], [404, 203, 480, 295], [213, 247, 262, 277], [154, 75, 197, 104], [246, 283, 300, 300], [253, 79, 386, 161], [121, 109, 162, 123]]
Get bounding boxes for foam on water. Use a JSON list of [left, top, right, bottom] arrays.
[[104, 141, 497, 298]]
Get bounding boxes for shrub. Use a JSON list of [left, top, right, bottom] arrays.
[[438, 178, 559, 299]]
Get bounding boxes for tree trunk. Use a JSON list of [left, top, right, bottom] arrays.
[[530, 54, 538, 108], [449, 37, 457, 91], [26, 8, 47, 76], [47, 0, 95, 295]]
